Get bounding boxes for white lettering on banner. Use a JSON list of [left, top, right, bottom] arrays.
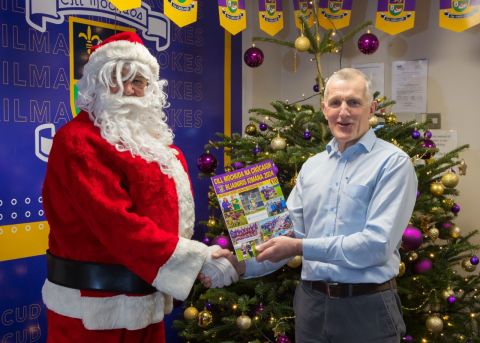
[[165, 108, 203, 129], [1, 98, 71, 124], [24, 0, 170, 51], [0, 61, 69, 89]]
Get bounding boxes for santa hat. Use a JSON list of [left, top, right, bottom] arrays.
[[86, 31, 159, 78]]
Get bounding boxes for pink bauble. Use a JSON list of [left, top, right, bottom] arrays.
[[357, 32, 379, 54], [413, 258, 432, 274], [244, 46, 264, 68], [211, 235, 232, 250], [402, 226, 423, 251]]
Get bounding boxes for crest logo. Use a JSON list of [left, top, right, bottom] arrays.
[[266, 0, 276, 16], [299, 1, 308, 13], [452, 0, 470, 12], [328, 0, 343, 13], [388, 0, 405, 16], [69, 17, 134, 117], [227, 0, 238, 13]]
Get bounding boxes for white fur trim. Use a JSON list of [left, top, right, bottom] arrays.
[[87, 40, 159, 78], [42, 280, 171, 330], [152, 237, 208, 300], [168, 156, 195, 239]]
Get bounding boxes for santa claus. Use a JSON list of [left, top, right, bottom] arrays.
[[41, 32, 237, 342]]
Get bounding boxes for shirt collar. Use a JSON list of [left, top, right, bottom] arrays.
[[326, 128, 377, 157]]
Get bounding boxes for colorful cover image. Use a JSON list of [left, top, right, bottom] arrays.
[[211, 159, 294, 261]]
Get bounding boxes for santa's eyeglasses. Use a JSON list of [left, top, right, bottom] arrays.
[[112, 75, 149, 91]]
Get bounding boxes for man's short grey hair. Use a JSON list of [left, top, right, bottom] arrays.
[[324, 68, 373, 102]]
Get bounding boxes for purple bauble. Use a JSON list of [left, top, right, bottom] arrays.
[[357, 32, 379, 54], [447, 295, 456, 304], [313, 84, 320, 93], [204, 301, 213, 311], [402, 226, 423, 251], [253, 146, 262, 155], [259, 122, 268, 131], [275, 334, 292, 343], [416, 190, 420, 198], [470, 255, 479, 265], [244, 46, 264, 68], [273, 164, 279, 175], [442, 221, 453, 230], [303, 129, 312, 140], [413, 257, 433, 274], [197, 152, 218, 173], [420, 139, 436, 159], [411, 130, 421, 139], [424, 130, 432, 139], [451, 203, 461, 214], [211, 235, 231, 250], [231, 161, 245, 170], [402, 335, 414, 342], [255, 302, 265, 315], [202, 236, 211, 245]]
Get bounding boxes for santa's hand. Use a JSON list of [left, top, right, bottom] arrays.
[[200, 245, 239, 288]]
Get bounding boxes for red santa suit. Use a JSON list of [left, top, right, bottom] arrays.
[[42, 110, 209, 341]]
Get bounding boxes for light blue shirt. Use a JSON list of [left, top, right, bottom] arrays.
[[244, 129, 417, 283]]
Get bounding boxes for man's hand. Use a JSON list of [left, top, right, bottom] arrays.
[[199, 246, 241, 288], [211, 248, 246, 275], [255, 236, 302, 262]]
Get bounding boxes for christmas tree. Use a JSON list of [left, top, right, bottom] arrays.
[[174, 14, 480, 343]]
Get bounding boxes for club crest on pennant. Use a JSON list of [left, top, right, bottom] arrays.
[[328, 0, 343, 13], [452, 0, 470, 12], [69, 18, 134, 117], [299, 0, 308, 12], [227, 0, 238, 13], [266, 0, 276, 16], [389, 0, 405, 16]]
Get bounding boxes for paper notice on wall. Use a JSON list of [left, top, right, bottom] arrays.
[[392, 59, 428, 113], [352, 62, 385, 97], [430, 129, 457, 158]]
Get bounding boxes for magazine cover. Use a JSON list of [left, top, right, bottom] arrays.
[[211, 159, 294, 261]]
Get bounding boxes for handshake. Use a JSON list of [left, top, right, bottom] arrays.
[[199, 245, 243, 288]]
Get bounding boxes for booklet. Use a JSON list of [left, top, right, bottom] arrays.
[[210, 159, 294, 261]]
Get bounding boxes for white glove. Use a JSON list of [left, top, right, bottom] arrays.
[[200, 245, 239, 288]]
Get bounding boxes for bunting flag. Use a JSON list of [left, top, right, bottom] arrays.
[[317, 0, 353, 30], [109, 0, 141, 11], [258, 0, 284, 36], [375, 0, 416, 35], [218, 0, 247, 35], [292, 0, 314, 29], [164, 0, 198, 27], [439, 0, 480, 32]]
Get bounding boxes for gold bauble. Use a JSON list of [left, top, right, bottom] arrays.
[[198, 309, 213, 328], [398, 262, 406, 277], [430, 182, 445, 196], [385, 113, 398, 125], [288, 173, 298, 188], [442, 288, 454, 299], [426, 315, 444, 333], [369, 116, 379, 127], [236, 314, 252, 330], [245, 123, 257, 135], [206, 216, 218, 228], [271, 135, 287, 151], [450, 225, 461, 239], [442, 198, 455, 209], [441, 171, 459, 188], [428, 227, 440, 241], [462, 259, 477, 272], [294, 35, 311, 52], [208, 190, 216, 200], [408, 251, 418, 261], [184, 306, 199, 320], [224, 166, 233, 172], [287, 255, 302, 268]]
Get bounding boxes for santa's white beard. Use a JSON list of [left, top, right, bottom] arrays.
[[92, 90, 177, 177]]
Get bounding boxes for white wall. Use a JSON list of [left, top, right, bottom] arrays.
[[242, 0, 480, 240]]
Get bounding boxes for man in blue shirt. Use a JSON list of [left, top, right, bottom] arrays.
[[203, 68, 418, 342]]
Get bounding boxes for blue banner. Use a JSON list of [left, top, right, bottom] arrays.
[[0, 0, 242, 341]]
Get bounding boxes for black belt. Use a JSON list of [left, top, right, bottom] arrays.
[[47, 250, 156, 294], [303, 278, 396, 298]]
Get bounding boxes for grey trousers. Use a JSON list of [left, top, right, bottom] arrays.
[[293, 281, 406, 343]]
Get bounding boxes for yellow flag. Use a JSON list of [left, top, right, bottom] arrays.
[[109, 0, 141, 11], [376, 0, 416, 35], [259, 0, 284, 36], [164, 0, 198, 27], [317, 0, 353, 30], [218, 0, 247, 35], [292, 0, 314, 29], [439, 0, 480, 32]]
